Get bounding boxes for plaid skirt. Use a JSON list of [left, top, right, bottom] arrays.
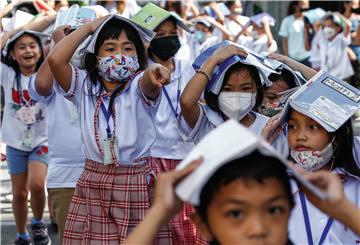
[[148, 157, 208, 245], [62, 158, 156, 245]]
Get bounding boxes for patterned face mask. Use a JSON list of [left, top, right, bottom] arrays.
[[290, 141, 334, 172], [97, 54, 140, 83], [258, 101, 283, 117]]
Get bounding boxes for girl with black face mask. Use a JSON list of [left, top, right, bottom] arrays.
[[131, 3, 207, 244]]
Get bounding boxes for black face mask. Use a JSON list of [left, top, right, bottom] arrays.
[[300, 7, 309, 12], [353, 8, 360, 14], [149, 35, 181, 61]]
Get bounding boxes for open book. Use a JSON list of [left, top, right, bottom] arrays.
[[54, 4, 96, 30], [175, 120, 328, 205], [280, 71, 360, 132]]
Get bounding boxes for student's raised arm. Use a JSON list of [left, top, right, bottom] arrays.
[[268, 53, 317, 80], [35, 25, 71, 96], [47, 16, 108, 93], [300, 170, 360, 236], [180, 45, 247, 128], [140, 63, 171, 100]]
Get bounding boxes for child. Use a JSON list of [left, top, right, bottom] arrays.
[[310, 12, 354, 80], [278, 71, 360, 244], [124, 120, 324, 244], [47, 15, 173, 244], [1, 17, 53, 244], [132, 4, 205, 243], [29, 24, 85, 243], [179, 42, 288, 156]]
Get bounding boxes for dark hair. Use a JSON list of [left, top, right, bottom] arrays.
[[82, 18, 147, 113], [204, 62, 264, 114], [16, 3, 38, 15], [1, 33, 44, 91], [224, 0, 237, 9], [196, 150, 294, 225], [287, 1, 300, 15], [268, 69, 297, 89], [164, 0, 183, 17], [330, 119, 360, 176]]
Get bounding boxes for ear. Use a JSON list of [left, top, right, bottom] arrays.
[[189, 212, 214, 241], [10, 50, 16, 61]]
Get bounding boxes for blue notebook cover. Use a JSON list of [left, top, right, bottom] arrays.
[[281, 71, 360, 132]]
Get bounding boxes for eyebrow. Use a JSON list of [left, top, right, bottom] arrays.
[[103, 40, 134, 46], [221, 195, 288, 205]]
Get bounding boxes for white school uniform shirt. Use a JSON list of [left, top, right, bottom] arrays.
[[60, 65, 160, 164], [311, 30, 354, 79], [178, 104, 289, 157], [238, 34, 278, 54], [29, 77, 85, 188], [289, 168, 360, 244], [279, 15, 311, 61], [0, 63, 47, 151], [148, 57, 195, 159]]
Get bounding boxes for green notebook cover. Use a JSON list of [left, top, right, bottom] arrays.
[[132, 2, 190, 32]]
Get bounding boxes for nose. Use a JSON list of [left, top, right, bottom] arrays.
[[245, 215, 268, 240], [296, 127, 307, 142]]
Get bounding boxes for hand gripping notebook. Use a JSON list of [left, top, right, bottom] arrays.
[[192, 40, 279, 95], [131, 2, 191, 32], [249, 12, 276, 27], [279, 71, 360, 132], [175, 119, 328, 206]]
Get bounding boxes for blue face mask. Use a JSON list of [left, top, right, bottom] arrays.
[[194, 30, 206, 44]]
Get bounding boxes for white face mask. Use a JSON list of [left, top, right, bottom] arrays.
[[250, 30, 259, 39], [218, 92, 256, 121], [290, 141, 334, 172], [323, 26, 336, 40]]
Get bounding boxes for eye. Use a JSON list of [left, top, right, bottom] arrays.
[[124, 47, 135, 52], [222, 87, 232, 92], [106, 48, 115, 52], [242, 86, 253, 92], [310, 124, 320, 130], [226, 210, 244, 219], [268, 206, 285, 216], [287, 123, 296, 130]]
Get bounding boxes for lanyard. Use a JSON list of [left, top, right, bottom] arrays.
[[100, 102, 112, 139], [14, 75, 34, 107], [299, 191, 333, 245], [163, 79, 181, 118]]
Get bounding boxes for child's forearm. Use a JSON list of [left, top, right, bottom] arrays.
[[333, 199, 360, 235], [123, 204, 171, 244]]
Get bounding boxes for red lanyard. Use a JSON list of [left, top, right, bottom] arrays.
[[93, 93, 118, 165]]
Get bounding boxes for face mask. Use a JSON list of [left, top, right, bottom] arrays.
[[290, 141, 334, 172], [194, 30, 206, 44], [97, 54, 139, 83], [234, 7, 243, 14], [218, 92, 256, 121], [258, 101, 283, 117], [323, 26, 336, 40], [149, 35, 181, 61]]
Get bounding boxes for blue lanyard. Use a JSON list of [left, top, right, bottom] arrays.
[[100, 102, 112, 139], [163, 86, 180, 118], [299, 191, 334, 245]]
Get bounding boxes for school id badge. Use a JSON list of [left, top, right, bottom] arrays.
[[102, 136, 120, 165], [15, 106, 36, 125]]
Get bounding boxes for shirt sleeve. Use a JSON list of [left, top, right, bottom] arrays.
[[353, 136, 360, 169], [28, 73, 54, 104], [177, 104, 214, 144], [57, 64, 87, 106], [278, 17, 289, 37]]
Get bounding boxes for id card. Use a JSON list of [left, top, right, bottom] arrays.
[[22, 127, 32, 147], [102, 137, 120, 165], [15, 106, 36, 125]]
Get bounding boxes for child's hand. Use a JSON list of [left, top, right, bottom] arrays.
[[210, 44, 247, 65], [299, 170, 345, 217], [261, 113, 282, 144], [87, 15, 110, 33], [267, 53, 288, 63], [148, 63, 171, 88], [153, 158, 203, 218], [51, 25, 71, 45]]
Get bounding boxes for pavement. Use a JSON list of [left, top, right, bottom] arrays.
[[1, 156, 60, 245]]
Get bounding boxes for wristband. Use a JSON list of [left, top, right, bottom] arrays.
[[195, 69, 211, 82]]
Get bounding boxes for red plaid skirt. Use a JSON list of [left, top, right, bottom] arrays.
[[148, 157, 208, 245], [63, 158, 157, 245]]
